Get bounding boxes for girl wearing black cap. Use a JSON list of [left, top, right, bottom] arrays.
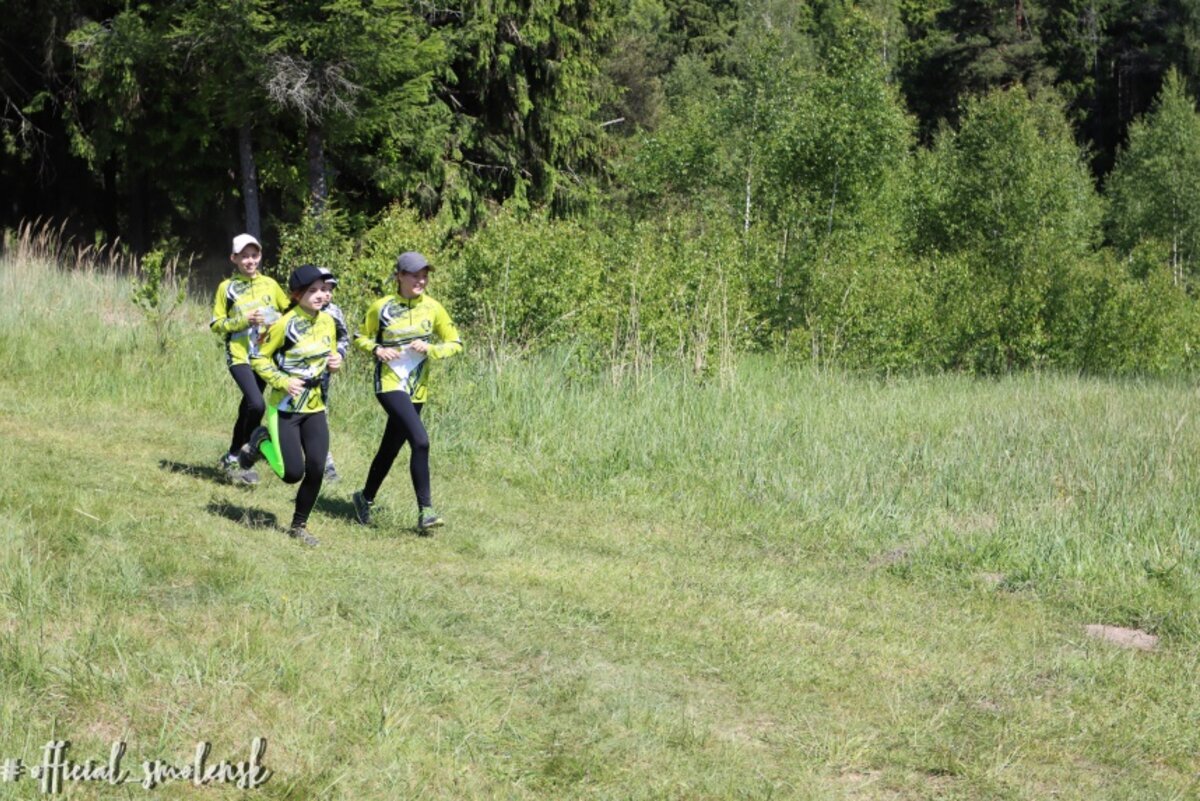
[[351, 251, 462, 534], [243, 264, 342, 546]]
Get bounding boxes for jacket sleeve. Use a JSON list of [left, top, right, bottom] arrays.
[[353, 298, 384, 355], [428, 302, 463, 360], [329, 304, 351, 357], [250, 318, 293, 391], [209, 280, 248, 335], [271, 279, 290, 312]]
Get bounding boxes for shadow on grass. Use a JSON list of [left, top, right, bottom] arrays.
[[204, 501, 280, 531], [314, 494, 357, 521], [159, 458, 228, 484], [313, 495, 426, 537]]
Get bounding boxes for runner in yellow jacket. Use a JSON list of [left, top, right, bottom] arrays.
[[351, 251, 462, 534], [242, 264, 342, 547], [210, 233, 288, 484]]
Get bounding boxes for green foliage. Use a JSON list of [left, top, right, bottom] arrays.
[[617, 56, 734, 209], [265, 0, 448, 206], [276, 206, 355, 281], [65, 12, 164, 168], [131, 248, 189, 351], [914, 87, 1102, 371], [1050, 246, 1200, 373], [438, 0, 621, 221], [899, 0, 1055, 139], [746, 11, 916, 351], [1106, 69, 1200, 288], [166, 0, 275, 125], [796, 231, 935, 371], [603, 212, 755, 378], [755, 10, 914, 237], [439, 204, 757, 376], [448, 206, 609, 362], [357, 205, 453, 284], [277, 201, 460, 336], [595, 0, 671, 134], [12, 0, 1200, 378]]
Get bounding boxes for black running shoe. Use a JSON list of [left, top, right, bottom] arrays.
[[324, 453, 341, 482], [220, 453, 258, 485], [352, 491, 373, 525], [287, 525, 319, 547], [417, 507, 444, 535], [239, 428, 269, 470]]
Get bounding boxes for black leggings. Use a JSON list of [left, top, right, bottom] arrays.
[[363, 392, 430, 508], [228, 364, 266, 455], [276, 410, 330, 528]]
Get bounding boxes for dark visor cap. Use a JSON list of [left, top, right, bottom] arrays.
[[289, 264, 334, 293], [395, 251, 432, 274]]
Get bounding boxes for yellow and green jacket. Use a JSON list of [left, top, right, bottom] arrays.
[[251, 306, 338, 414], [210, 274, 289, 366], [354, 293, 462, 403]]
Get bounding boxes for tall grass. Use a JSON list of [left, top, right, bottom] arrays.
[[4, 239, 1199, 634], [2, 240, 1199, 799]]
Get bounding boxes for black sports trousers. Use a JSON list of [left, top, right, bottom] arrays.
[[228, 364, 266, 455], [362, 392, 430, 508], [276, 410, 330, 528]]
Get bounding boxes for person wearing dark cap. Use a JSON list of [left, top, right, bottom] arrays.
[[313, 266, 350, 482], [352, 251, 462, 534], [242, 264, 343, 546], [210, 233, 288, 484]]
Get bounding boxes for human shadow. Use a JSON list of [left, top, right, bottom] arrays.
[[204, 501, 279, 531], [310, 495, 431, 537], [159, 459, 227, 484], [313, 494, 357, 521]]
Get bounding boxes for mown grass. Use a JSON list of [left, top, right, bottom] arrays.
[[0, 253, 1198, 799]]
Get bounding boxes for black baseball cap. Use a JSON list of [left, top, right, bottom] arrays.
[[288, 264, 335, 293]]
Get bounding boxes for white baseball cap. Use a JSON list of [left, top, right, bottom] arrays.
[[231, 233, 262, 254]]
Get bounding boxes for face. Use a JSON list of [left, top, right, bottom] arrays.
[[231, 245, 262, 278], [396, 268, 430, 299], [294, 280, 333, 314]]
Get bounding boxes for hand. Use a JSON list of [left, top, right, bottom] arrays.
[[286, 378, 305, 398], [327, 351, 343, 372], [246, 309, 266, 326], [408, 340, 430, 354], [375, 346, 401, 362]]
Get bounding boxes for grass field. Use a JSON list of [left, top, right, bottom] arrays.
[[1, 252, 1198, 799]]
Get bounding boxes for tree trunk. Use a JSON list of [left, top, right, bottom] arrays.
[[307, 125, 328, 215], [127, 164, 147, 254], [743, 160, 752, 234], [238, 123, 261, 238]]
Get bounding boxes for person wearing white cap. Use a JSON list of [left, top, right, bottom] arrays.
[[209, 233, 288, 484], [351, 251, 462, 534]]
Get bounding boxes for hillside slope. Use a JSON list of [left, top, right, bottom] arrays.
[[1, 256, 1197, 799]]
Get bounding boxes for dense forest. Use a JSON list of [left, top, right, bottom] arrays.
[[6, 0, 1200, 372]]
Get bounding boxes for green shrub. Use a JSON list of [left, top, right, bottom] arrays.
[[131, 248, 189, 351], [798, 232, 934, 371], [910, 87, 1102, 372], [1051, 246, 1200, 373], [447, 205, 609, 363], [276, 205, 355, 284], [602, 213, 756, 379], [277, 203, 454, 336]]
